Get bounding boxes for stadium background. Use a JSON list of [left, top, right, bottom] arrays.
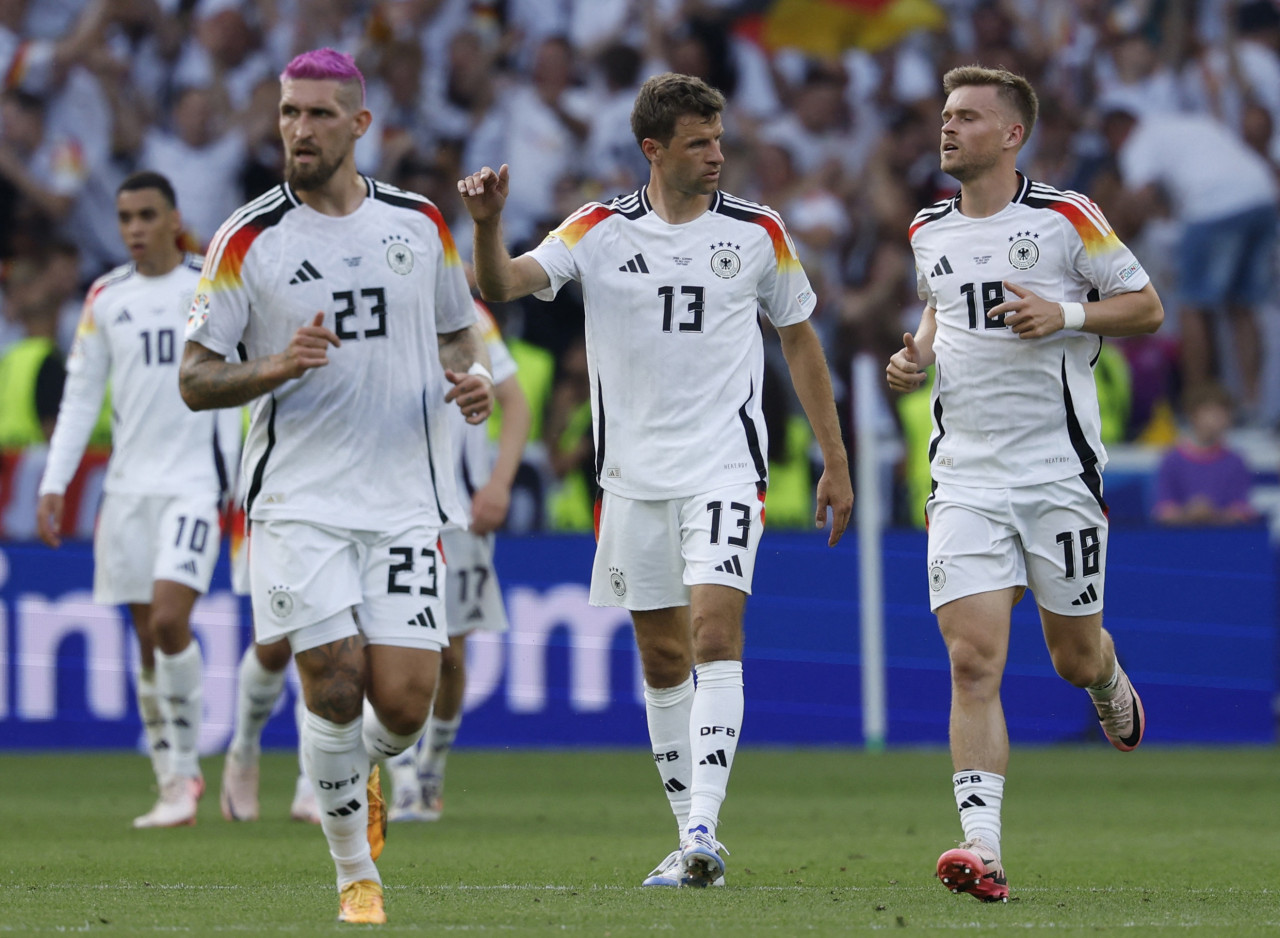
[[2, 0, 1279, 753]]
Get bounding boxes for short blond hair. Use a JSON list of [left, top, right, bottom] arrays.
[[943, 65, 1039, 144]]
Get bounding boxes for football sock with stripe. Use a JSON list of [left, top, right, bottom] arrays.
[[302, 710, 380, 888], [644, 676, 695, 835], [361, 697, 425, 761], [686, 660, 744, 838], [1087, 655, 1121, 699], [228, 645, 286, 763], [416, 713, 462, 779], [155, 641, 203, 780], [952, 770, 1004, 859], [135, 668, 170, 784]]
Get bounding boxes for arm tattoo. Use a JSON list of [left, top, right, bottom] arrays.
[[179, 341, 286, 410]]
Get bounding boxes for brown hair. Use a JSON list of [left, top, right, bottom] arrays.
[[942, 65, 1039, 144], [630, 72, 725, 151]]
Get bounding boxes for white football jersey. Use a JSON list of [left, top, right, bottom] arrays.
[[447, 301, 518, 527], [528, 187, 816, 500], [40, 256, 230, 501], [910, 173, 1151, 488], [186, 178, 476, 530]]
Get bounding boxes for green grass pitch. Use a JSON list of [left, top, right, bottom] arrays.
[[1, 746, 1277, 935]]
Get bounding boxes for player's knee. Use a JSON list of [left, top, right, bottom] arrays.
[[256, 638, 292, 672], [303, 676, 365, 724], [1048, 649, 1098, 688], [948, 642, 1002, 695], [638, 639, 693, 686], [148, 607, 193, 652], [367, 674, 435, 733], [374, 698, 432, 736], [691, 615, 743, 663]]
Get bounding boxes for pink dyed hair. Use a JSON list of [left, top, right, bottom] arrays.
[[280, 48, 366, 106]]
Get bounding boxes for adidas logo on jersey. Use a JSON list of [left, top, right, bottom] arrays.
[[618, 253, 649, 273], [700, 749, 729, 767], [176, 559, 199, 576], [713, 555, 743, 576], [289, 260, 323, 284], [1071, 583, 1099, 606], [113, 309, 132, 325], [929, 256, 954, 278]]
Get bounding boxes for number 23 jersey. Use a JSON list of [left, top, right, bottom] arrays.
[[910, 173, 1150, 488], [186, 178, 475, 530], [529, 187, 816, 500]]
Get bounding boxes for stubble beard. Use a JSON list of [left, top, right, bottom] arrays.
[[286, 152, 342, 191], [942, 148, 999, 184]]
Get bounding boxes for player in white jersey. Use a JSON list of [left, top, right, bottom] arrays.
[[178, 49, 493, 926], [219, 477, 323, 827], [885, 66, 1164, 903], [386, 300, 532, 822], [458, 72, 853, 888], [35, 171, 240, 829]]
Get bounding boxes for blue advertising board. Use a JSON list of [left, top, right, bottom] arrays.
[[1, 526, 1275, 751]]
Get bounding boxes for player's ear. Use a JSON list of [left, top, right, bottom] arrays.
[[1005, 121, 1025, 150], [353, 107, 373, 138], [640, 137, 662, 165]]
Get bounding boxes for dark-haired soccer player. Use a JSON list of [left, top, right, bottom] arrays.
[[459, 71, 853, 889], [886, 65, 1163, 902], [37, 171, 239, 828], [180, 48, 493, 925]]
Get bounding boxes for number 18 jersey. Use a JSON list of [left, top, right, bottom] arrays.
[[910, 173, 1150, 488], [528, 187, 816, 500]]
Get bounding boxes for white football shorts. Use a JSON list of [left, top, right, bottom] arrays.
[[441, 527, 508, 636], [93, 493, 220, 604], [925, 475, 1108, 616], [249, 519, 449, 653], [590, 481, 767, 610]]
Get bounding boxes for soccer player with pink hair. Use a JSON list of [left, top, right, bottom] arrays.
[[180, 48, 494, 925]]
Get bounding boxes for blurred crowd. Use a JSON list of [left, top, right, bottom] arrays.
[[2, 0, 1278, 531]]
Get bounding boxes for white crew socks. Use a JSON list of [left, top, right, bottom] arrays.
[[686, 660, 743, 839], [301, 709, 379, 888], [361, 697, 425, 761], [1087, 655, 1121, 699], [417, 712, 462, 779], [952, 770, 1005, 859], [295, 694, 309, 778], [155, 641, 203, 780], [135, 668, 169, 784], [228, 645, 286, 763], [644, 676, 695, 836]]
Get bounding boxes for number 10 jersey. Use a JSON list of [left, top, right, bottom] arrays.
[[528, 187, 817, 500]]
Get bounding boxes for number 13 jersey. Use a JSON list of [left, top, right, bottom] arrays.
[[528, 187, 817, 500], [910, 172, 1150, 488]]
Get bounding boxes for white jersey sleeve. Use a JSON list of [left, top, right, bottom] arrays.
[[527, 206, 592, 301], [185, 195, 262, 356], [1058, 194, 1150, 299], [747, 202, 817, 328], [38, 291, 110, 496]]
